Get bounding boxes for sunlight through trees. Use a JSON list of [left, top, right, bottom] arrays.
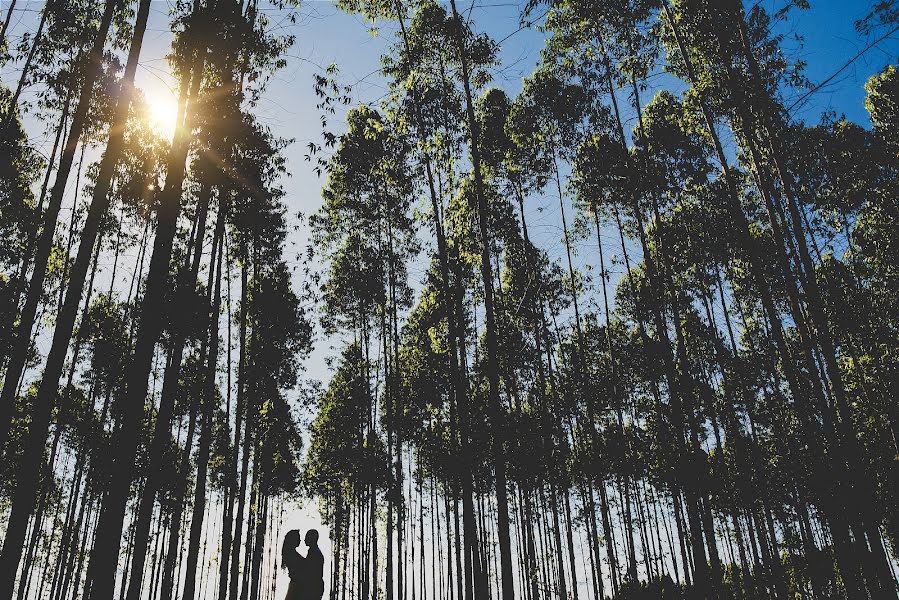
[[0, 1, 898, 600]]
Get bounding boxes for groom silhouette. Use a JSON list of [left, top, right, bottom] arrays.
[[301, 529, 324, 600]]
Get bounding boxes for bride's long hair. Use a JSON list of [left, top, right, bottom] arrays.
[[282, 530, 300, 569]]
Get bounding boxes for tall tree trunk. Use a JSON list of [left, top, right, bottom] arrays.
[[219, 234, 236, 600], [445, 5, 514, 600], [7, 88, 71, 328], [230, 259, 254, 600], [389, 7, 481, 600], [0, 0, 18, 44], [160, 400, 200, 600], [182, 195, 226, 600], [660, 6, 869, 593], [731, 14, 896, 595]]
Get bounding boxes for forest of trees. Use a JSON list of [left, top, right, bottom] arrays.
[[0, 0, 897, 599]]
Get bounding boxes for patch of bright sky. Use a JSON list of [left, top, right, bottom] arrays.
[[142, 78, 178, 140]]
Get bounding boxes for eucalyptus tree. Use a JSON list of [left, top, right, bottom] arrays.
[[377, 7, 483, 598], [866, 66, 899, 158], [339, 15, 471, 564], [299, 1, 899, 598], [536, 7, 716, 584], [2, 0, 118, 274], [82, 1, 223, 595], [313, 105, 416, 328], [786, 117, 899, 452], [540, 5, 884, 592], [860, 70, 899, 464], [3, 1, 897, 599], [808, 76, 899, 564], [311, 101, 417, 600], [437, 5, 519, 596], [656, 3, 898, 595], [495, 4, 708, 591], [569, 96, 723, 597], [122, 4, 295, 597], [0, 0, 120, 457], [0, 88, 42, 364], [0, 1, 304, 599], [306, 342, 387, 600], [0, 2, 155, 593], [507, 69, 593, 336], [236, 257, 310, 600], [220, 118, 306, 600], [503, 69, 620, 597]]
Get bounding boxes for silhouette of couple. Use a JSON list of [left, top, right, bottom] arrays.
[[282, 529, 324, 600]]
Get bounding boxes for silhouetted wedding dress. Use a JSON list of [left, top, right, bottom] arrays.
[[283, 547, 303, 600]]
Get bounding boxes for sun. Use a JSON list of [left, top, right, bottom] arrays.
[[143, 85, 179, 141]]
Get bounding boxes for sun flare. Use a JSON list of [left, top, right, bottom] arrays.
[[143, 86, 179, 141]]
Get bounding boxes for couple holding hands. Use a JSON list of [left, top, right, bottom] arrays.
[[281, 529, 325, 600]]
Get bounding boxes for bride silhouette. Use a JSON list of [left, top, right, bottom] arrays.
[[282, 529, 325, 600]]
